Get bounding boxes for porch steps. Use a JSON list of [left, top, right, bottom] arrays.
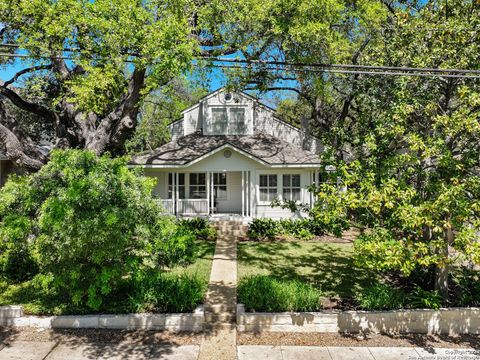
[[212, 220, 249, 238]]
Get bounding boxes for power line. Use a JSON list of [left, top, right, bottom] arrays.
[[206, 57, 480, 75], [1, 51, 479, 79], [209, 64, 480, 79]]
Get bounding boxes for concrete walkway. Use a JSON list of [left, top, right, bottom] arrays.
[[0, 340, 199, 359], [198, 227, 238, 360], [238, 345, 480, 360]]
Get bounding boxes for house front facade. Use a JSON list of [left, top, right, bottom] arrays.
[[130, 89, 323, 219]]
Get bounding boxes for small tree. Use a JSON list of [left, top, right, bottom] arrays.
[[0, 149, 195, 310]]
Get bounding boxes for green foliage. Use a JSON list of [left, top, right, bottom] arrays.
[[275, 98, 311, 128], [407, 287, 442, 310], [125, 78, 208, 154], [248, 218, 279, 240], [0, 149, 194, 310], [452, 269, 480, 307], [356, 283, 405, 311], [247, 218, 328, 240], [178, 217, 217, 241], [129, 273, 206, 313], [238, 275, 322, 312], [0, 0, 197, 114]]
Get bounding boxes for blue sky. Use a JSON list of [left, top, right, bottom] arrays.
[[0, 57, 294, 109]]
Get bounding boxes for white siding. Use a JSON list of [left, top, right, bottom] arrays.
[[169, 120, 184, 141], [254, 105, 323, 154], [144, 169, 167, 198], [177, 89, 322, 153], [183, 104, 202, 136]]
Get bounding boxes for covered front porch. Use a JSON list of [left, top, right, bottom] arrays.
[[157, 171, 253, 217]]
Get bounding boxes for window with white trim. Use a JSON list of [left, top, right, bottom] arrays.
[[168, 173, 185, 199], [208, 106, 248, 135], [259, 174, 278, 202], [213, 172, 227, 200], [283, 174, 301, 201], [189, 173, 207, 199], [211, 108, 228, 134], [230, 108, 246, 134]]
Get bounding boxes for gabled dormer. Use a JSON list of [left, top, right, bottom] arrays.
[[168, 88, 323, 154], [176, 88, 256, 137]]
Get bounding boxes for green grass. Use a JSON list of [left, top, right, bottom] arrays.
[[0, 239, 216, 315], [169, 239, 215, 283], [238, 241, 379, 299]]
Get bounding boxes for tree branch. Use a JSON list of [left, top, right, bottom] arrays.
[[0, 83, 58, 122], [3, 64, 53, 87]]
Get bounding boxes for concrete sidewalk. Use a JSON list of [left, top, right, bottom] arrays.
[[1, 340, 478, 359], [238, 345, 480, 360], [0, 340, 199, 359]]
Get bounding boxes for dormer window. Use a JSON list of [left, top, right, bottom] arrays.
[[208, 106, 248, 135]]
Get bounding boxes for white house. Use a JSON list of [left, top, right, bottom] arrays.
[[130, 88, 323, 219]]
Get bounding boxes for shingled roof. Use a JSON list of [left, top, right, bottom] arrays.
[[130, 132, 320, 167]]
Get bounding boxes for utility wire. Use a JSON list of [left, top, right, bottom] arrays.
[[206, 58, 480, 75], [1, 51, 480, 79], [209, 64, 480, 79]]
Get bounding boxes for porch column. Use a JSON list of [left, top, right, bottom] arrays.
[[210, 172, 214, 214], [174, 172, 178, 216], [207, 171, 211, 215], [310, 171, 314, 209], [314, 169, 319, 204], [241, 171, 245, 217], [248, 171, 252, 217]]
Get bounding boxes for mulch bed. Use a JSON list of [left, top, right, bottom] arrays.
[[238, 332, 480, 349], [0, 327, 202, 345]]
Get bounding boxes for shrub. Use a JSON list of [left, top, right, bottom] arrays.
[[248, 218, 278, 240], [451, 269, 480, 307], [356, 283, 405, 310], [238, 275, 322, 312], [407, 287, 442, 310], [0, 211, 39, 281], [178, 217, 217, 241], [0, 150, 195, 310], [248, 218, 324, 241], [130, 273, 206, 313]]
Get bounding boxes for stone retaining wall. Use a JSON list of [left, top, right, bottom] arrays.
[[0, 305, 204, 332], [236, 304, 480, 335]]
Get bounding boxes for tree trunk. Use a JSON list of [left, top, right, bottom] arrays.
[[434, 224, 454, 300]]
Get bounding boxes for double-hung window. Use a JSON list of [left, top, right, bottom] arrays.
[[229, 108, 246, 134], [259, 174, 278, 202], [208, 106, 248, 135], [213, 173, 227, 200], [168, 173, 185, 199], [283, 174, 301, 201], [189, 173, 207, 199], [211, 108, 228, 134]]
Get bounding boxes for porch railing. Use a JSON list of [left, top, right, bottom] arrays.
[[158, 198, 209, 215]]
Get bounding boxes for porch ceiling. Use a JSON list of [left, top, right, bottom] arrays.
[[129, 132, 321, 167]]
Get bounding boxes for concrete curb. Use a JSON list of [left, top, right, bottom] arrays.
[[0, 305, 204, 332], [236, 304, 480, 335]]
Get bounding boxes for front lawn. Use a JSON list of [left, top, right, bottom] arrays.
[[238, 241, 379, 300], [0, 239, 215, 315]]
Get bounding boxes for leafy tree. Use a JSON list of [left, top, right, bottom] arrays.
[[0, 0, 204, 170], [125, 78, 208, 154], [312, 0, 480, 299], [0, 149, 195, 310]]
